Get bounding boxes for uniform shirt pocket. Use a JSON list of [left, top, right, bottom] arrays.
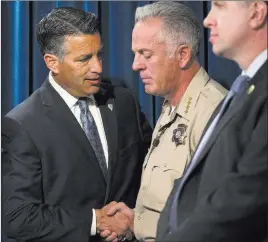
[[142, 161, 183, 213]]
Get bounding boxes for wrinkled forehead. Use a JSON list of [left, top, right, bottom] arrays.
[[63, 34, 102, 55], [132, 19, 165, 47]]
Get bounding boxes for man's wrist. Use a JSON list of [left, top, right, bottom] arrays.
[[95, 208, 104, 233]]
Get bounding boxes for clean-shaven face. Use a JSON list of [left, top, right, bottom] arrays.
[[132, 18, 181, 98], [203, 1, 250, 59], [55, 33, 103, 97]]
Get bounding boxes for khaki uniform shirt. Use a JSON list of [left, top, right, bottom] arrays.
[[134, 67, 227, 241]]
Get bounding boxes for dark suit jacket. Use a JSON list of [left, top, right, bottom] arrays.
[[157, 61, 268, 242], [2, 79, 152, 242]]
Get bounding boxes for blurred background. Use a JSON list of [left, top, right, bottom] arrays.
[[1, 1, 240, 127]]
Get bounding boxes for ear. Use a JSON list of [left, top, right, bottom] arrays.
[[249, 1, 267, 30], [175, 45, 192, 69], [43, 54, 61, 74]]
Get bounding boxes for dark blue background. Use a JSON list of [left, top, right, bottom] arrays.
[[1, 1, 240, 127]]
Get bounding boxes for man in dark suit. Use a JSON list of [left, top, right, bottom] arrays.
[[2, 7, 152, 242], [157, 1, 267, 242]]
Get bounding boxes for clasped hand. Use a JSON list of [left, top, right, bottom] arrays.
[[96, 202, 134, 242]]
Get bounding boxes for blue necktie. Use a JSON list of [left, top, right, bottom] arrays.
[[77, 98, 108, 182], [169, 75, 250, 232]]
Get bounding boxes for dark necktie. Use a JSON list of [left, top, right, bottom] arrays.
[[169, 75, 250, 232], [77, 98, 108, 182]]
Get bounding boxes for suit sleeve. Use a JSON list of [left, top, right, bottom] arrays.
[[164, 101, 268, 242], [2, 117, 92, 242]]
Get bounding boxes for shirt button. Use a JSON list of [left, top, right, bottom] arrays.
[[137, 215, 141, 220], [142, 185, 147, 190], [164, 163, 167, 167]]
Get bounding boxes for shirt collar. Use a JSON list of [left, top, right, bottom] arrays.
[[162, 67, 209, 121], [241, 49, 267, 78], [48, 71, 96, 109]]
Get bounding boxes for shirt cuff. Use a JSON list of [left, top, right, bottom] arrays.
[[91, 209, 97, 235]]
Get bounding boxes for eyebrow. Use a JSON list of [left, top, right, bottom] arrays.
[[77, 45, 104, 59], [212, 1, 225, 7], [132, 48, 152, 54]]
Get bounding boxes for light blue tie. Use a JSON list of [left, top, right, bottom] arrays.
[[77, 98, 108, 182], [169, 75, 250, 232]]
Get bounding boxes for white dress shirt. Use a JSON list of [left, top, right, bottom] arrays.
[[49, 72, 108, 235], [242, 49, 267, 78]]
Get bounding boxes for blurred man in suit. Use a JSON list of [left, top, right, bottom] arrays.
[[157, 1, 267, 241], [2, 7, 152, 242], [100, 2, 226, 241]]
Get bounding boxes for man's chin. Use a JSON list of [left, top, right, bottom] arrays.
[[144, 86, 155, 95], [213, 48, 234, 62], [144, 87, 161, 97], [86, 86, 100, 95], [212, 45, 225, 57]]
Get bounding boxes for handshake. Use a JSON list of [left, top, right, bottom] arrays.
[[96, 202, 135, 242]]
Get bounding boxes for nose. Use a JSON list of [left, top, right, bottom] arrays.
[[132, 53, 145, 71], [91, 56, 102, 74], [203, 10, 213, 29]]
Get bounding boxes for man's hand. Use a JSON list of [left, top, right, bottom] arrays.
[[99, 202, 135, 241], [106, 202, 134, 231], [96, 202, 133, 241]]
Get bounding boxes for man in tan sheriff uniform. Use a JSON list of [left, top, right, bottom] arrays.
[[134, 67, 226, 241], [99, 2, 227, 242]]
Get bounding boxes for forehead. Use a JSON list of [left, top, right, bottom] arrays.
[[132, 18, 164, 49], [64, 34, 102, 54], [212, 1, 245, 8]]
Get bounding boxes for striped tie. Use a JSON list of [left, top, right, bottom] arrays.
[[77, 98, 108, 182]]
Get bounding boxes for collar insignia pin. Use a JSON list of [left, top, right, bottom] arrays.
[[108, 104, 113, 111], [184, 97, 192, 114], [247, 85, 255, 95]]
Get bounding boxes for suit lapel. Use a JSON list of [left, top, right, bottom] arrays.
[[94, 86, 118, 204], [40, 80, 107, 185], [198, 100, 223, 143], [183, 61, 267, 182], [194, 94, 246, 165]]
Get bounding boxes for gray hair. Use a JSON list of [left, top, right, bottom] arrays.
[[36, 7, 100, 61], [135, 2, 201, 58]]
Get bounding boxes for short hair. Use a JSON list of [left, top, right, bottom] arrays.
[[36, 7, 100, 61], [135, 2, 201, 58]]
